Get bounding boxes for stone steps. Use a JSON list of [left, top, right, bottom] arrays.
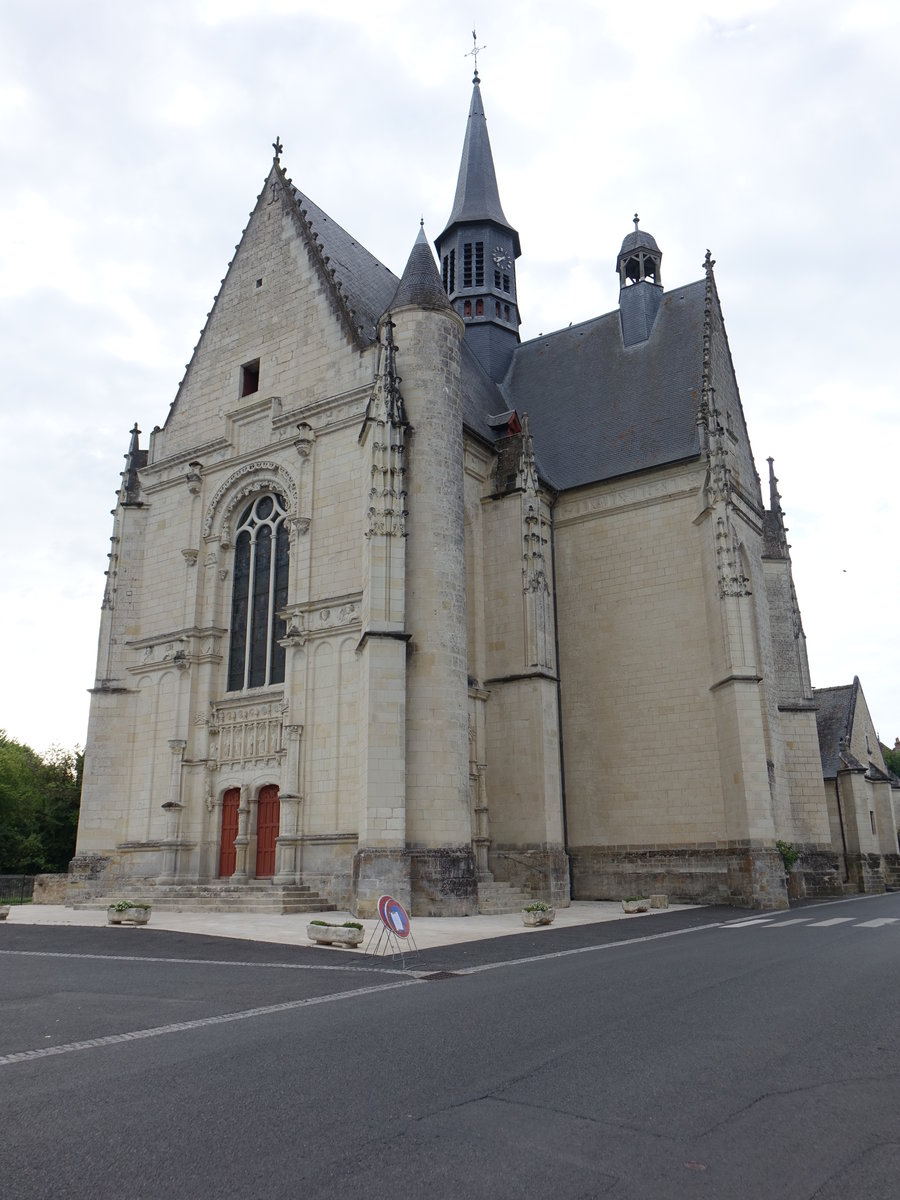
[[477, 880, 532, 915], [71, 883, 336, 916]]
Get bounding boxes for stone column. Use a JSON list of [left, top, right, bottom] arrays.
[[231, 783, 251, 881]]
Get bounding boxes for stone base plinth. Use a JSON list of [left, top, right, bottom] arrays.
[[352, 848, 412, 919], [570, 844, 792, 910], [410, 848, 478, 916]]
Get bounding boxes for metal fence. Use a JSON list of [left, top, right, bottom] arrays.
[[0, 875, 36, 905]]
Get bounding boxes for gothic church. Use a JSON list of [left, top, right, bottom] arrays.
[[71, 72, 900, 914]]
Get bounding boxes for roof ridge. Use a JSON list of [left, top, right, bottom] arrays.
[[279, 163, 371, 349], [516, 279, 706, 349]]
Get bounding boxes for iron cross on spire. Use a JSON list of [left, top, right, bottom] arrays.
[[272, 135, 284, 161], [465, 29, 486, 82]]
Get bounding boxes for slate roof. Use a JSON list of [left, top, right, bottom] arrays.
[[502, 281, 706, 491], [438, 82, 520, 255], [391, 225, 456, 314], [290, 185, 400, 344], [813, 680, 858, 778], [619, 228, 661, 257]]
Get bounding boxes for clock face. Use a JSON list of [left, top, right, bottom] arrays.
[[492, 246, 510, 268]]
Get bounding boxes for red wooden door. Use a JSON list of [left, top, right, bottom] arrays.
[[219, 788, 240, 877], [255, 785, 280, 878]]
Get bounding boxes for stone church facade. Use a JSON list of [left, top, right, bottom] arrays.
[[71, 75, 899, 914]]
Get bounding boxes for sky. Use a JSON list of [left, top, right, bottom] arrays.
[[1, 0, 898, 755]]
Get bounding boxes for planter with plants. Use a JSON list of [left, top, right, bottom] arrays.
[[0, 905, 9, 921], [522, 900, 555, 927], [107, 900, 152, 926], [621, 897, 650, 914], [306, 920, 365, 948]]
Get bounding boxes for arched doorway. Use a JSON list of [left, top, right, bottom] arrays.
[[219, 788, 240, 877], [255, 784, 280, 878]]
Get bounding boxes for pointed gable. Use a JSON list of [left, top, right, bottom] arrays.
[[152, 162, 400, 459]]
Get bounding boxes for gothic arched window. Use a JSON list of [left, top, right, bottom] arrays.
[[227, 493, 289, 691]]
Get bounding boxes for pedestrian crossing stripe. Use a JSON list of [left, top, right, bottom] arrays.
[[723, 916, 897, 930]]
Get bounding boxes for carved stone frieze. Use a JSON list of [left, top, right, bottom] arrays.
[[210, 696, 286, 769]]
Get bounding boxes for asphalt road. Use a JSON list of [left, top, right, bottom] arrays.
[[2, 893, 899, 1199]]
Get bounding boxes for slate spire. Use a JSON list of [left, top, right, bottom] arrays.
[[435, 75, 522, 383], [439, 80, 519, 253], [390, 222, 455, 314]]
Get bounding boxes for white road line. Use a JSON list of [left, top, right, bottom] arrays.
[[0, 978, 419, 1069], [724, 920, 775, 928], [459, 922, 722, 975], [854, 918, 899, 928], [0, 950, 402, 975], [765, 919, 812, 927], [808, 918, 857, 927]]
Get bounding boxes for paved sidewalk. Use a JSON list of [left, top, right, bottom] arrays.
[[4, 899, 696, 952]]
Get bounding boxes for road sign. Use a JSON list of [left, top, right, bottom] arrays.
[[377, 894, 411, 938]]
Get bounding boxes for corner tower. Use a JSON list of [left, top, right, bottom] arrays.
[[436, 68, 521, 383]]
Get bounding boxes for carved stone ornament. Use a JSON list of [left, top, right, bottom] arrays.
[[203, 461, 299, 544]]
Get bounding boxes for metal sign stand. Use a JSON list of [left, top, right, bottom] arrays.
[[365, 895, 418, 968]]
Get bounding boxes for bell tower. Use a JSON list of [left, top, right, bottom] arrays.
[[616, 215, 664, 347], [436, 62, 522, 383]]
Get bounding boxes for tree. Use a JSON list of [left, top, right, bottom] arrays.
[[884, 742, 900, 779], [0, 733, 83, 873]]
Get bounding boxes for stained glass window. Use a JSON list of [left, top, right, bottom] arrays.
[[227, 492, 289, 691]]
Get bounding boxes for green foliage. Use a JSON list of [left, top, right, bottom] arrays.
[[0, 732, 83, 873], [523, 900, 552, 912], [111, 900, 151, 912], [776, 840, 800, 871], [883, 744, 900, 778], [341, 921, 363, 930], [309, 919, 329, 926]]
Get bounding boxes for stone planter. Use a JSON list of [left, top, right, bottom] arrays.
[[0, 905, 9, 921], [306, 923, 364, 948], [522, 907, 555, 927], [621, 899, 650, 914], [107, 905, 151, 926]]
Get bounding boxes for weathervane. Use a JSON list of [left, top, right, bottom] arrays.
[[465, 28, 486, 82], [633, 213, 640, 231], [272, 135, 283, 161]]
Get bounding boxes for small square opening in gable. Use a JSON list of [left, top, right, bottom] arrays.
[[240, 358, 260, 397]]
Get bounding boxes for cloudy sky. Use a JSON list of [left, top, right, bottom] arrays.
[[1, 0, 898, 755]]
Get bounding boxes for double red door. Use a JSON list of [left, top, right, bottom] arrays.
[[255, 785, 280, 877]]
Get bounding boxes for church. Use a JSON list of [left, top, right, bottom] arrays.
[[70, 70, 900, 915]]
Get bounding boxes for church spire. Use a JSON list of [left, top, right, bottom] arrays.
[[435, 67, 522, 383]]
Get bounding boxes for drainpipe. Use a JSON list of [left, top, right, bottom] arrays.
[[549, 508, 572, 898]]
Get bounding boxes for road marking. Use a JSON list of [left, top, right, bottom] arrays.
[[0, 950, 402, 976], [459, 922, 723, 976], [724, 919, 775, 928], [765, 919, 812, 927], [808, 918, 856, 927], [0, 978, 419, 1069], [855, 918, 899, 928]]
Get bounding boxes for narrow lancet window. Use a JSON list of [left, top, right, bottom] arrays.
[[227, 492, 289, 691]]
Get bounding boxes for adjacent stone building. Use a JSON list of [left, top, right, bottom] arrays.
[[71, 73, 899, 914]]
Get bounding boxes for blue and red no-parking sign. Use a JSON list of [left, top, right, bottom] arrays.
[[377, 894, 411, 939]]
